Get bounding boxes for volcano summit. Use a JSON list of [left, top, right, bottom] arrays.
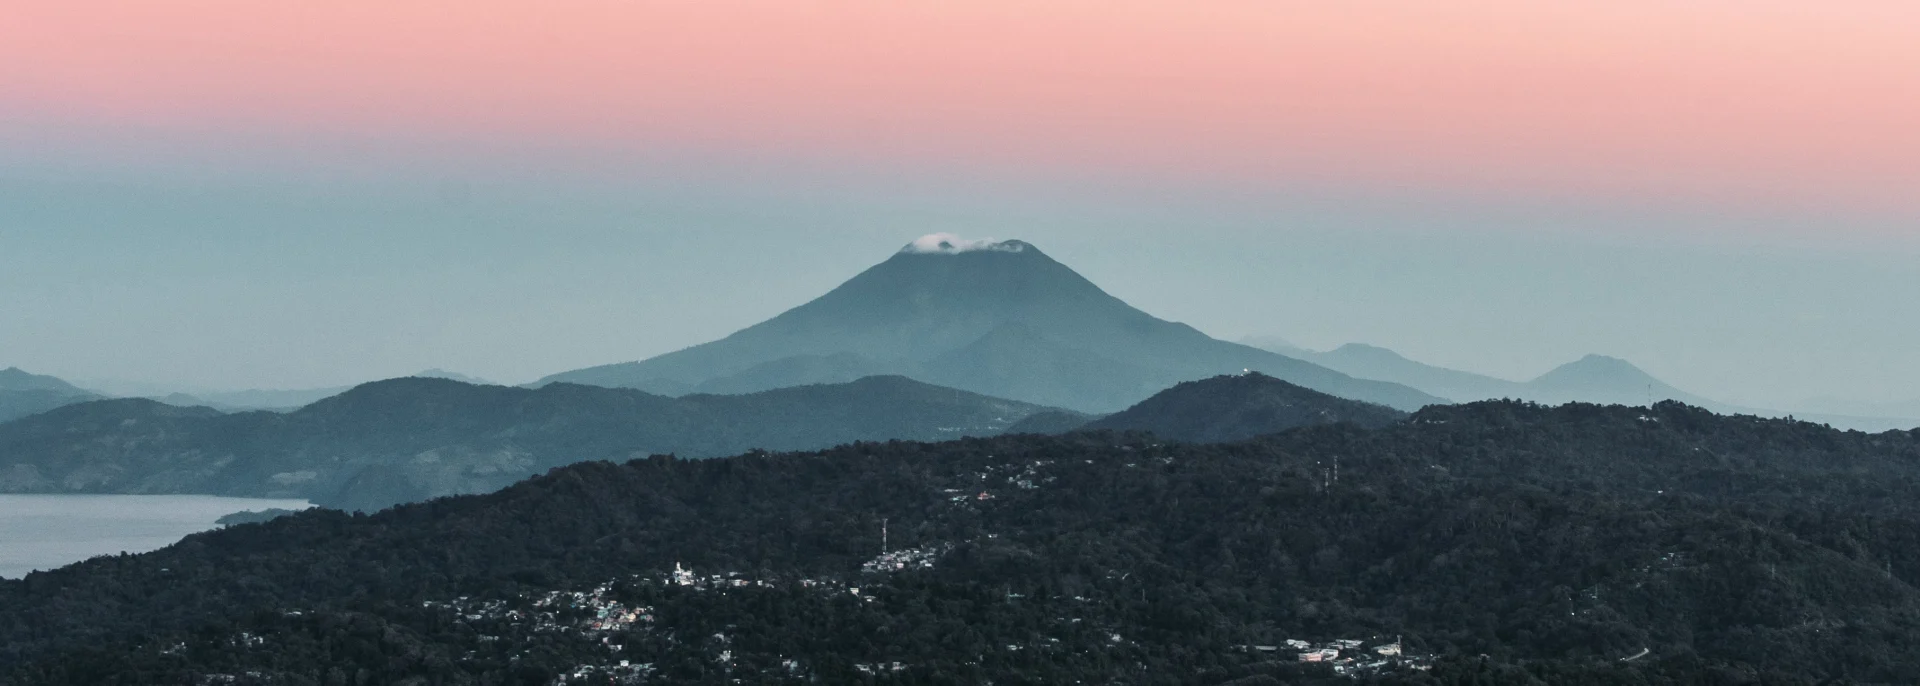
[[539, 236, 1440, 412]]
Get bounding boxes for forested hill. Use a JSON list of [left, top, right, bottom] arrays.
[[1077, 372, 1407, 441], [0, 375, 1063, 512], [5, 402, 1920, 683]]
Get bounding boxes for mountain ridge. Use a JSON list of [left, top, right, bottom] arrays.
[[1246, 339, 1916, 431], [0, 368, 102, 423], [0, 367, 89, 394], [0, 375, 1073, 511]]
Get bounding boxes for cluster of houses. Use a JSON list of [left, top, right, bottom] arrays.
[[1237, 637, 1430, 676], [668, 561, 776, 590], [946, 488, 996, 503], [862, 544, 949, 573], [423, 568, 812, 683], [944, 457, 1070, 505], [1002, 458, 1055, 490], [407, 495, 1447, 685], [853, 661, 910, 675], [424, 578, 658, 649], [531, 583, 653, 634], [558, 659, 655, 685]]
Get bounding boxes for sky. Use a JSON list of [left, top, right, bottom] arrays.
[[2, 2, 1916, 410]]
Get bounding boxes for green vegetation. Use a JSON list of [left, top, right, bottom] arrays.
[[4, 400, 1919, 683]]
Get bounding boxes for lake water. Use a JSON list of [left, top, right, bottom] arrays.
[[0, 494, 313, 579]]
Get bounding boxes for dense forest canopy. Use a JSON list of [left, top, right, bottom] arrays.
[[3, 400, 1919, 684]]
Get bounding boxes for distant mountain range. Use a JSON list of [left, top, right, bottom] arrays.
[[1015, 372, 1406, 442], [151, 388, 349, 412], [0, 368, 102, 424], [1244, 340, 1919, 432], [538, 238, 1442, 413], [0, 375, 1068, 512], [0, 367, 1411, 513], [1312, 344, 1715, 407], [135, 368, 498, 412], [63, 370, 495, 413]]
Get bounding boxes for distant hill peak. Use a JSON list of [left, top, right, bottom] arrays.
[[1575, 353, 1632, 366], [829, 374, 924, 388], [1084, 372, 1407, 442], [332, 376, 479, 397], [898, 233, 1031, 255], [0, 367, 87, 393], [1535, 354, 1659, 384], [1329, 343, 1409, 360], [22, 396, 224, 422], [293, 377, 495, 415], [412, 368, 496, 386]]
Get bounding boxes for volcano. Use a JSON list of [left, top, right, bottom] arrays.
[[538, 236, 1442, 412]]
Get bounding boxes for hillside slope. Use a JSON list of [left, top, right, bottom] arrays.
[[4, 404, 1920, 682]]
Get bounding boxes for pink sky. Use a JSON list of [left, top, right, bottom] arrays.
[[4, 1, 1917, 217]]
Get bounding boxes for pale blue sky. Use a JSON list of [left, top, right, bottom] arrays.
[[5, 2, 1918, 417]]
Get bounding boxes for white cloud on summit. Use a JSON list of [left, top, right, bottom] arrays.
[[900, 233, 1025, 254]]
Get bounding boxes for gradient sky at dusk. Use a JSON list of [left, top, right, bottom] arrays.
[[2, 2, 1916, 410]]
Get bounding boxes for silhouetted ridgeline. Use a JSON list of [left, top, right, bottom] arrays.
[[4, 401, 1920, 683], [1080, 372, 1406, 442], [0, 375, 1066, 512], [1002, 373, 1401, 440]]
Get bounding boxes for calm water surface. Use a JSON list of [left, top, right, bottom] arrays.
[[0, 494, 312, 579]]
